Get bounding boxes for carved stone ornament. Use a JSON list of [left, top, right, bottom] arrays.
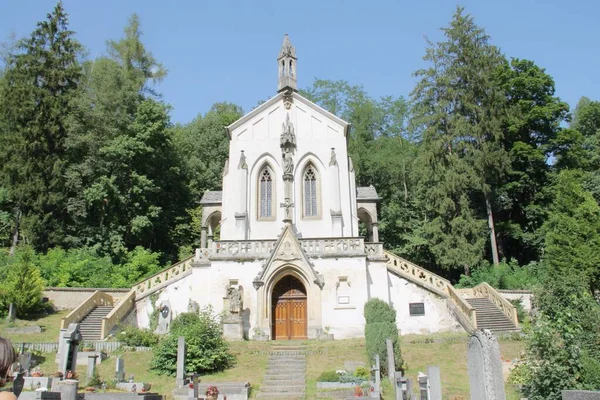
[[238, 150, 247, 170], [280, 114, 296, 149], [253, 276, 264, 290], [282, 149, 294, 176], [275, 240, 300, 262], [227, 286, 243, 314], [314, 273, 325, 289], [283, 91, 293, 110], [329, 148, 338, 167]]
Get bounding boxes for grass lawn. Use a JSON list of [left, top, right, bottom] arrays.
[[2, 311, 527, 399], [0, 310, 69, 343]]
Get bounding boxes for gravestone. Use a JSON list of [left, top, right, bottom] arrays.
[[116, 357, 126, 382], [562, 391, 600, 400], [18, 352, 32, 373], [176, 336, 185, 387], [87, 355, 98, 383], [58, 379, 79, 400], [7, 302, 16, 322], [418, 372, 429, 400], [58, 323, 82, 376], [371, 354, 381, 398], [386, 338, 395, 385], [426, 366, 442, 400], [155, 300, 172, 335], [467, 329, 506, 400]]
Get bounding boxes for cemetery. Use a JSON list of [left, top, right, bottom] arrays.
[[1, 1, 600, 400]]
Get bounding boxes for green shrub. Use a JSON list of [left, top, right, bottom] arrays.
[[364, 298, 396, 324], [317, 371, 339, 382], [509, 299, 527, 323], [507, 362, 532, 385], [117, 325, 159, 347], [354, 366, 370, 380], [365, 322, 402, 375], [150, 308, 235, 376], [456, 259, 543, 290], [339, 374, 365, 384]]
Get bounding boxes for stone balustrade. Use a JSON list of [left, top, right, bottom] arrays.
[[473, 282, 519, 327], [300, 238, 365, 257], [210, 240, 276, 260], [447, 285, 477, 330], [364, 243, 385, 260], [134, 256, 194, 299], [61, 291, 113, 329], [101, 289, 135, 339]]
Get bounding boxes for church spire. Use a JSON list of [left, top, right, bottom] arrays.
[[277, 34, 297, 93]]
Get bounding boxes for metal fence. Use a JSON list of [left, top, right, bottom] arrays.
[[14, 342, 152, 353]]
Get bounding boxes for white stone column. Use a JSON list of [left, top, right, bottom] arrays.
[[329, 148, 343, 236], [372, 222, 379, 243], [200, 226, 208, 248]]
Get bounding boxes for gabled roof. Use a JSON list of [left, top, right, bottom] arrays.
[[200, 191, 222, 205], [225, 92, 351, 139], [357, 186, 380, 201]]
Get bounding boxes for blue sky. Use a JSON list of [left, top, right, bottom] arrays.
[[1, 0, 598, 124]]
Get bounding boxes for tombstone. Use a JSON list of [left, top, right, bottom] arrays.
[[426, 366, 442, 400], [188, 300, 199, 314], [418, 372, 429, 400], [467, 329, 506, 400], [115, 357, 126, 382], [155, 300, 172, 335], [6, 302, 16, 322], [58, 323, 82, 376], [371, 354, 381, 398], [18, 352, 32, 373], [398, 376, 414, 400], [58, 379, 79, 400], [87, 355, 98, 382], [562, 390, 600, 399], [176, 336, 186, 387], [386, 338, 396, 384]]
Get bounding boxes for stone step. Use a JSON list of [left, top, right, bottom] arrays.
[[255, 393, 305, 399], [268, 355, 306, 359], [263, 378, 305, 386], [268, 360, 306, 366], [263, 372, 306, 379], [260, 385, 306, 393]]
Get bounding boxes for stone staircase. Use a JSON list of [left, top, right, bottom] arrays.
[[79, 306, 114, 340], [257, 345, 306, 399], [465, 298, 519, 332]]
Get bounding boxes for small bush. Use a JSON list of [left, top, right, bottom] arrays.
[[507, 362, 532, 385], [354, 367, 370, 380], [317, 371, 339, 382], [339, 375, 365, 384], [150, 307, 235, 376], [365, 322, 402, 375], [117, 326, 159, 347], [364, 298, 396, 324]]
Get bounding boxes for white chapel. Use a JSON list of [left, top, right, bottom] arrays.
[[127, 35, 519, 340]]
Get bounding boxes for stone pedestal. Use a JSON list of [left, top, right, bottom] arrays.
[[223, 315, 244, 340], [58, 379, 79, 400], [467, 329, 506, 400]]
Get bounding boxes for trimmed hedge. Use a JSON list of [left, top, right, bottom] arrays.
[[364, 299, 403, 375]]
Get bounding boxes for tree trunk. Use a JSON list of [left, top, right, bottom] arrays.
[[9, 210, 20, 256], [484, 192, 500, 266]]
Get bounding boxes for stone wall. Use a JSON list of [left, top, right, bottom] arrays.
[[498, 290, 533, 312], [43, 287, 130, 310]]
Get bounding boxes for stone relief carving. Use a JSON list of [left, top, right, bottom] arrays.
[[280, 114, 296, 149], [283, 90, 293, 110], [227, 286, 243, 314], [274, 240, 300, 262], [282, 149, 294, 175]]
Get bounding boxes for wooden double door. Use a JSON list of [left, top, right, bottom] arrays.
[[272, 275, 307, 340]]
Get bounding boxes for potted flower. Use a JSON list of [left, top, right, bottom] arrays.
[[205, 385, 219, 400], [354, 385, 363, 397], [31, 368, 44, 377]]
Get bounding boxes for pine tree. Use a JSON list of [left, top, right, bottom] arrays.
[[0, 1, 82, 251], [411, 7, 507, 271], [2, 247, 44, 315]]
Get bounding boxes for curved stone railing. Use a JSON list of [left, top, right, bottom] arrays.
[[61, 291, 113, 329], [134, 256, 194, 299], [101, 289, 135, 339], [447, 285, 477, 330], [384, 251, 477, 331], [473, 282, 519, 327], [385, 252, 450, 295]]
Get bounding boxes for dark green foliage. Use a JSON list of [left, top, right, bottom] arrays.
[[0, 2, 82, 251], [116, 325, 159, 347], [456, 259, 543, 290], [0, 246, 44, 315], [150, 309, 234, 376], [317, 371, 339, 382], [363, 298, 397, 324], [354, 367, 370, 380], [363, 299, 402, 375]]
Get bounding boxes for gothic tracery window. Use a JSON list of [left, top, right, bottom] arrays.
[[303, 166, 318, 217], [259, 167, 273, 218]]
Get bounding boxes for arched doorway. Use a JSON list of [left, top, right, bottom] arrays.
[[271, 275, 307, 340]]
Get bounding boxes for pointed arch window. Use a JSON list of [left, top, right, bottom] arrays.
[[259, 167, 274, 219], [303, 165, 319, 217]]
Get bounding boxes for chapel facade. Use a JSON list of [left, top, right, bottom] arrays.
[[132, 36, 491, 340]]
